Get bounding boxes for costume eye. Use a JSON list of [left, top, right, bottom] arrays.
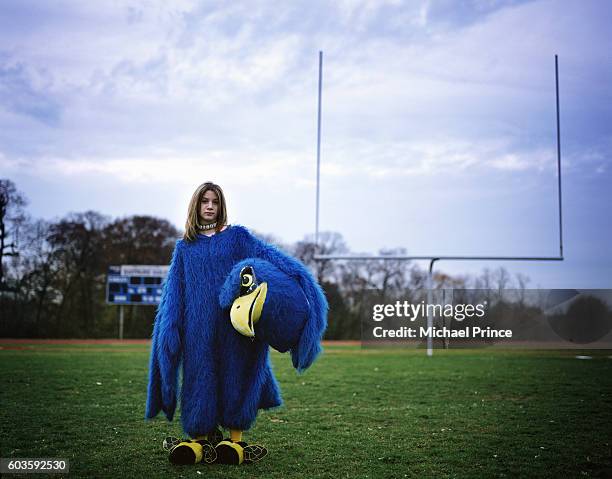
[[241, 274, 254, 288]]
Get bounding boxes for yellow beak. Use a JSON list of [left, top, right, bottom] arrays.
[[230, 282, 268, 338]]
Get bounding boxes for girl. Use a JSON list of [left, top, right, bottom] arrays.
[[145, 182, 328, 465]]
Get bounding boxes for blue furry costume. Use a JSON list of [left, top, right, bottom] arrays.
[[145, 225, 328, 437]]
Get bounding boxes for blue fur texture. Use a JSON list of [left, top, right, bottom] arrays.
[[145, 225, 328, 436]]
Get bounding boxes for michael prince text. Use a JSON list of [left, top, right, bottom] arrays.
[[371, 301, 513, 339]]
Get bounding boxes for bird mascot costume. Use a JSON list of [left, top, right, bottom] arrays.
[[145, 225, 328, 466]]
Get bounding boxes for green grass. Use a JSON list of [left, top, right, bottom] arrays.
[[1, 343, 611, 478]]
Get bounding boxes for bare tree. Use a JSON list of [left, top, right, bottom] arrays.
[[0, 179, 28, 289], [47, 211, 110, 335], [515, 272, 530, 306], [373, 248, 410, 302], [12, 219, 60, 335], [492, 266, 512, 302], [293, 231, 348, 284], [493, 266, 511, 290], [473, 267, 493, 306], [102, 215, 180, 265]]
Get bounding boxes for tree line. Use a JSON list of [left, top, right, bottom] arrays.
[[1, 178, 538, 340]]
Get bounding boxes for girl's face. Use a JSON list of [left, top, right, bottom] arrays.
[[199, 189, 219, 223]]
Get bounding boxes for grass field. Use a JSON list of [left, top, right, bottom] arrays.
[[1, 342, 611, 478]]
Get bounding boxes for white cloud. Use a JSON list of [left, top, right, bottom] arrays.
[[317, 137, 558, 181], [1, 149, 313, 189]]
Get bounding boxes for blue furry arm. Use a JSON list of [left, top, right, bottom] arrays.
[[145, 241, 184, 421], [247, 231, 328, 372]]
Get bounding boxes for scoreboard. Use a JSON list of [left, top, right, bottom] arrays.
[[106, 265, 169, 305]]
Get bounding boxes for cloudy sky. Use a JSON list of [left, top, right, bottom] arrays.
[[1, 0, 610, 288]]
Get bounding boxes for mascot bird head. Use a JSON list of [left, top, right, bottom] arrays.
[[219, 258, 317, 370], [229, 265, 268, 338]]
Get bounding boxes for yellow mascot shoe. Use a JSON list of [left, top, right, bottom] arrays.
[[215, 440, 268, 465], [168, 440, 203, 465], [163, 428, 221, 465], [215, 440, 244, 465]]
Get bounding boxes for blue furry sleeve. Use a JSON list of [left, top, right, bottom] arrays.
[[145, 241, 184, 421], [245, 230, 328, 372]]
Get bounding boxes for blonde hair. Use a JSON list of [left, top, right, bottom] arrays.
[[184, 182, 228, 242]]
